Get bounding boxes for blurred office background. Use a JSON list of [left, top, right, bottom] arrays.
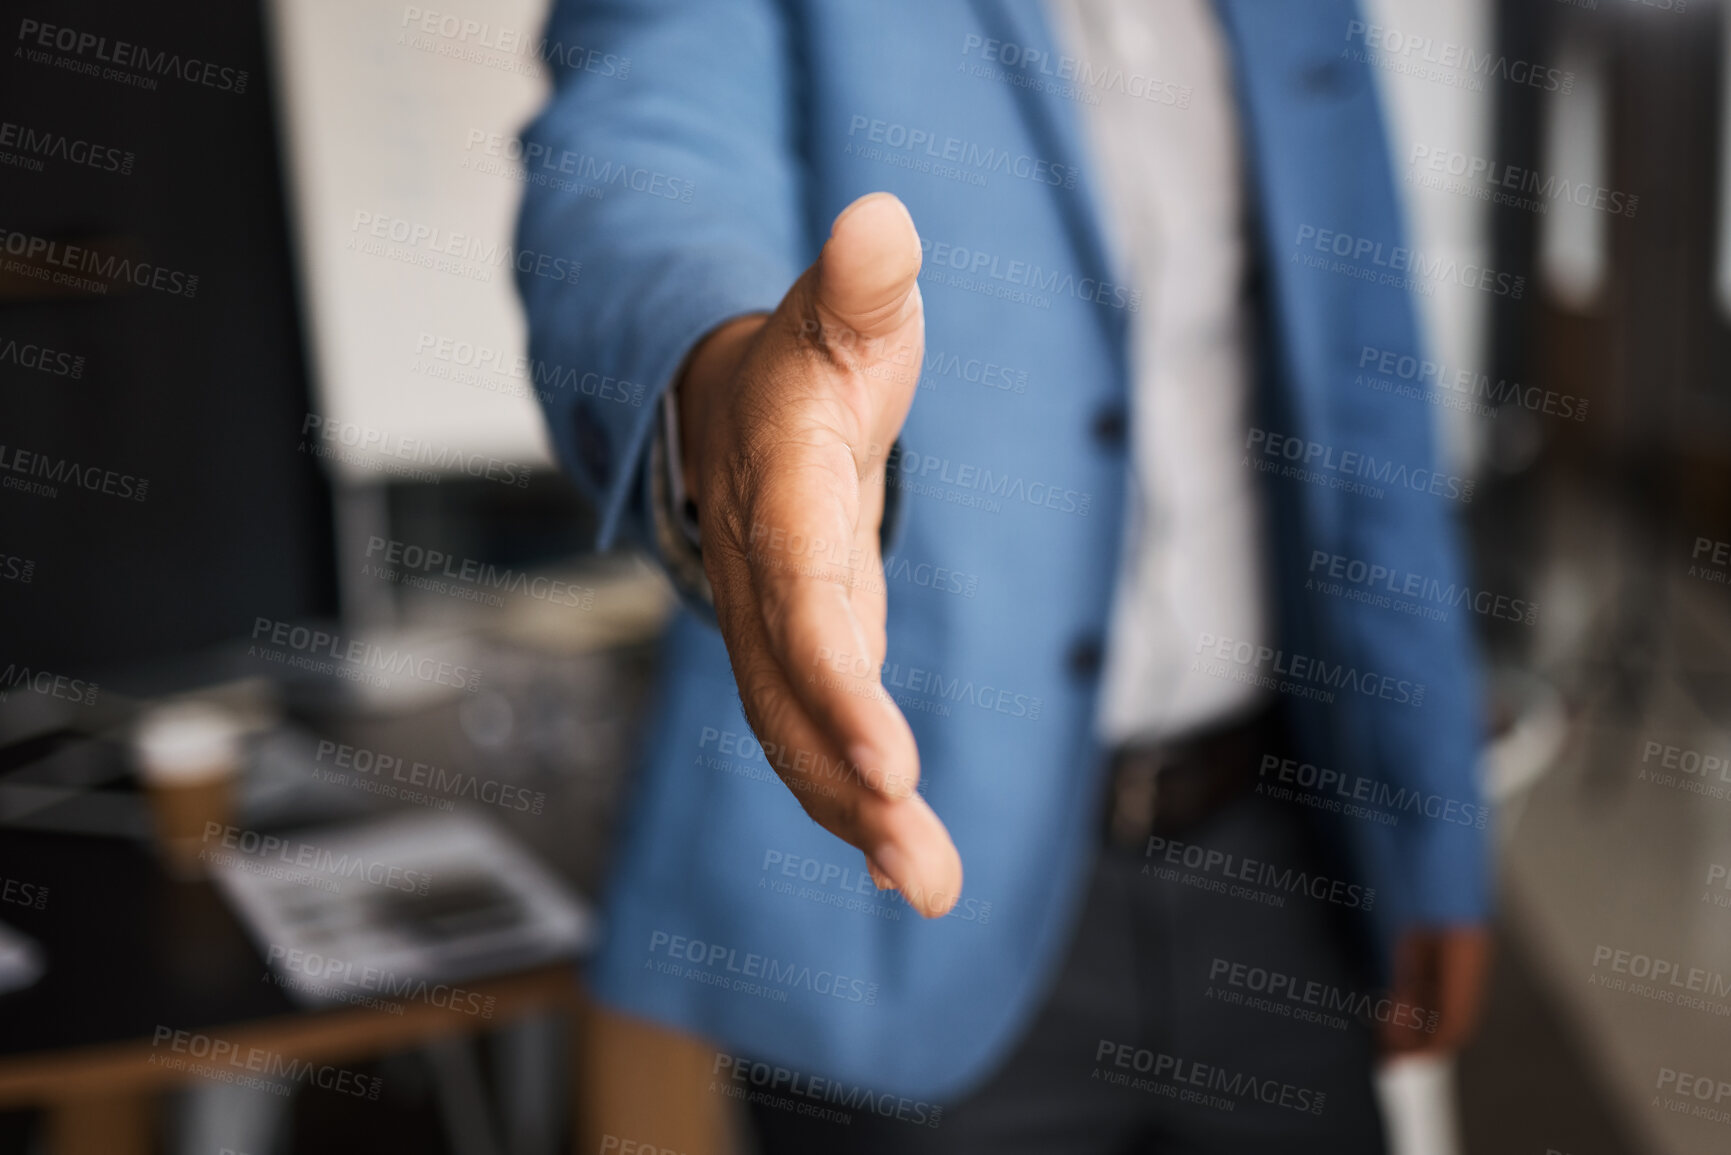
[[1, 0, 1728, 1152]]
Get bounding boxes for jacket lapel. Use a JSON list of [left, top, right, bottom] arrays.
[[964, 0, 1130, 362]]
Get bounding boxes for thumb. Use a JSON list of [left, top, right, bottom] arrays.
[[811, 192, 924, 343]]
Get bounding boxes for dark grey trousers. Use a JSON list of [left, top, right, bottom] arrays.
[[750, 788, 1389, 1154]]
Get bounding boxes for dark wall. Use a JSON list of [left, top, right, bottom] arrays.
[[0, 0, 337, 676]]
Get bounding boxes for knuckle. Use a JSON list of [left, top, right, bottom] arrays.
[[819, 788, 866, 844], [740, 673, 792, 736]]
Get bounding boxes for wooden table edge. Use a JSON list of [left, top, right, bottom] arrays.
[[0, 961, 580, 1106]]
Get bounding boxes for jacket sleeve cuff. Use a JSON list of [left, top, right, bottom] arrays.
[[642, 393, 909, 629], [645, 387, 719, 625]]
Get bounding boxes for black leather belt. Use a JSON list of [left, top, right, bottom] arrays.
[[1102, 708, 1282, 850]]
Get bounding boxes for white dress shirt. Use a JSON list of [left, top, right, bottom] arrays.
[[1046, 0, 1273, 746]]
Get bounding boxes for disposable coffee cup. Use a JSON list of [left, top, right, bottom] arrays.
[[134, 702, 242, 878]]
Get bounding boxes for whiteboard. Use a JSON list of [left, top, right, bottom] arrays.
[[265, 0, 558, 484]]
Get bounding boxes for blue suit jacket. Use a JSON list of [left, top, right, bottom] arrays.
[[516, 0, 1490, 1101]]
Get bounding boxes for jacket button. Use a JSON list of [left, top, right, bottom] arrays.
[[574, 404, 612, 489], [1091, 406, 1128, 448], [1067, 637, 1104, 677]]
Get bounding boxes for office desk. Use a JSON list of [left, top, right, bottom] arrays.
[[0, 828, 580, 1155]]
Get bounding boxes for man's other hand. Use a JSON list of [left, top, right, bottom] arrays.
[[1380, 925, 1493, 1056]]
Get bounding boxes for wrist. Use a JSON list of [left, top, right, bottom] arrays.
[[676, 313, 767, 505]]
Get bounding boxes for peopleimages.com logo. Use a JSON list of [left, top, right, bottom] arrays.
[[16, 18, 250, 94], [1144, 832, 1376, 911], [299, 415, 533, 489], [0, 119, 134, 175], [1256, 753, 1489, 830], [646, 930, 879, 1006], [248, 617, 482, 693], [1246, 428, 1474, 503], [0, 663, 98, 707], [149, 1027, 381, 1098], [1292, 224, 1524, 299], [1342, 20, 1573, 95], [710, 1053, 944, 1129], [1306, 548, 1535, 626], [1094, 1039, 1327, 1115], [0, 336, 85, 379], [0, 228, 198, 298], [0, 442, 147, 502]]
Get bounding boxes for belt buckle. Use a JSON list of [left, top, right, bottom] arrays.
[[1108, 750, 1163, 849]]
